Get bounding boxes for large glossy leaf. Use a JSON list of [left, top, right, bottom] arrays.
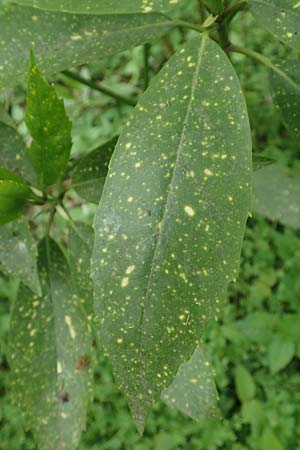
[[253, 164, 300, 229], [249, 0, 300, 51], [26, 54, 72, 188], [92, 34, 252, 431], [270, 60, 300, 139], [0, 218, 41, 295], [0, 5, 173, 89], [9, 238, 93, 450], [0, 168, 31, 225], [161, 345, 220, 420], [71, 139, 117, 204], [0, 111, 35, 184], [13, 0, 183, 14]]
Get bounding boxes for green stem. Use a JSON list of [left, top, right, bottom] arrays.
[[45, 206, 56, 237], [229, 45, 298, 87], [173, 19, 210, 33], [62, 70, 136, 107], [58, 203, 86, 242], [217, 1, 248, 23]]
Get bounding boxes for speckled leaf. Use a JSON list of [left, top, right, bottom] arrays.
[[0, 110, 36, 184], [9, 238, 93, 450], [68, 223, 94, 316], [0, 167, 31, 225], [253, 164, 300, 229], [249, 0, 300, 51], [71, 139, 117, 204], [270, 60, 300, 138], [161, 345, 220, 420], [13, 0, 182, 14], [92, 34, 252, 431], [0, 5, 173, 89], [26, 54, 72, 188], [0, 218, 41, 295]]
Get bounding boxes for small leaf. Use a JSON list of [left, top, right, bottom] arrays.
[[242, 399, 266, 429], [71, 139, 117, 204], [267, 336, 295, 374], [0, 5, 173, 89], [0, 218, 41, 295], [26, 53, 72, 188], [9, 238, 93, 450], [0, 167, 31, 225], [249, 0, 300, 51], [260, 428, 284, 450], [92, 35, 252, 431], [161, 345, 220, 420], [13, 0, 183, 14], [234, 365, 256, 403], [270, 60, 300, 139], [0, 110, 35, 184], [253, 164, 300, 229]]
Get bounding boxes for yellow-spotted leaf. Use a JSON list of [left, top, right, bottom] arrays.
[[0, 110, 36, 184], [249, 0, 300, 51], [71, 138, 117, 204], [92, 34, 252, 431], [9, 238, 93, 450], [270, 60, 300, 138], [0, 4, 173, 89], [0, 218, 41, 295], [26, 53, 72, 188], [161, 345, 220, 420], [13, 0, 183, 14]]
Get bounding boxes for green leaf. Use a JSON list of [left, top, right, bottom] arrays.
[[267, 336, 295, 374], [269, 60, 300, 139], [92, 34, 252, 432], [0, 110, 36, 184], [71, 139, 117, 204], [9, 238, 93, 450], [0, 168, 31, 225], [234, 365, 256, 403], [253, 164, 300, 229], [26, 53, 72, 188], [242, 399, 266, 429], [0, 218, 41, 295], [249, 0, 300, 51], [161, 345, 220, 420], [13, 0, 182, 14], [68, 222, 94, 316], [205, 0, 223, 15], [0, 5, 173, 89], [260, 428, 284, 450]]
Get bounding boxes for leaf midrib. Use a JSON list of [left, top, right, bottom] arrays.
[[137, 34, 208, 358]]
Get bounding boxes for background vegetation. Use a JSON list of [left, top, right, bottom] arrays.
[[1, 1, 300, 449]]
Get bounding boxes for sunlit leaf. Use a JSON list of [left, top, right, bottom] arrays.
[[249, 0, 300, 51], [270, 60, 300, 138], [71, 139, 117, 204], [0, 218, 41, 295], [161, 345, 220, 420], [0, 5, 173, 89], [253, 164, 300, 229], [0, 167, 31, 225], [92, 34, 252, 431], [26, 53, 72, 188], [13, 0, 183, 14], [267, 336, 295, 374], [9, 238, 93, 450]]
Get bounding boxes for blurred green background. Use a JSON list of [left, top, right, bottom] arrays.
[[1, 2, 300, 449]]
